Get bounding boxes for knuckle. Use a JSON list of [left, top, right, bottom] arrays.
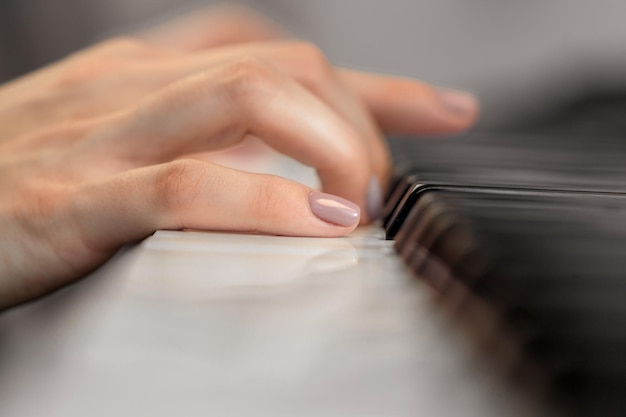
[[220, 57, 283, 103], [293, 42, 328, 65], [154, 159, 206, 212], [289, 42, 334, 87]]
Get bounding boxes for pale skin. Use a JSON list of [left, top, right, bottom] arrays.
[[0, 5, 478, 308]]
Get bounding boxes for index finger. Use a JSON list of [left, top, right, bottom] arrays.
[[339, 69, 479, 135]]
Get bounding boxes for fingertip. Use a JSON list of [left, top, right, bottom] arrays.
[[436, 87, 480, 130], [340, 69, 480, 135]]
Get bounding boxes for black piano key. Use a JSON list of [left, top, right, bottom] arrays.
[[384, 90, 626, 416], [390, 187, 626, 415], [382, 172, 419, 228]]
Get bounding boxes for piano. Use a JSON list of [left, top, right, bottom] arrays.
[[385, 89, 626, 416]]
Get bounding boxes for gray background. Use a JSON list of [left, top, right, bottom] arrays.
[[2, 0, 626, 125]]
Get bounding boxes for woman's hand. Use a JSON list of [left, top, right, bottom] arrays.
[[0, 5, 478, 307]]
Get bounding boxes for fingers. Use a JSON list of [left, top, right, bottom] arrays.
[[81, 58, 375, 220], [157, 43, 477, 137], [149, 42, 393, 209], [71, 43, 478, 221], [138, 4, 287, 51], [339, 69, 479, 135], [264, 43, 391, 190], [72, 159, 360, 254], [150, 40, 476, 166], [222, 43, 391, 214], [42, 38, 478, 225]]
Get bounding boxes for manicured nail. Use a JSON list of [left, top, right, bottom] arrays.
[[367, 176, 383, 220], [438, 88, 478, 115], [309, 192, 360, 227]]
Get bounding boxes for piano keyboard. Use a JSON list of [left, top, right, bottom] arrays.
[[386, 91, 626, 416]]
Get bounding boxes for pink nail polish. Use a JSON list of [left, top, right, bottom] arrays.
[[438, 88, 478, 115], [309, 192, 360, 227]]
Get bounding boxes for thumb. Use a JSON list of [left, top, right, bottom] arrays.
[[73, 159, 361, 253]]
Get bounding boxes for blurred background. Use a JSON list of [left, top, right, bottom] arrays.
[[2, 0, 626, 127]]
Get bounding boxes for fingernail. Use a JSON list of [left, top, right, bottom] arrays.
[[367, 176, 383, 220], [438, 88, 478, 115], [309, 192, 360, 227]]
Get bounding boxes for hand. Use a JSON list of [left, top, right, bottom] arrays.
[[0, 5, 478, 307]]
